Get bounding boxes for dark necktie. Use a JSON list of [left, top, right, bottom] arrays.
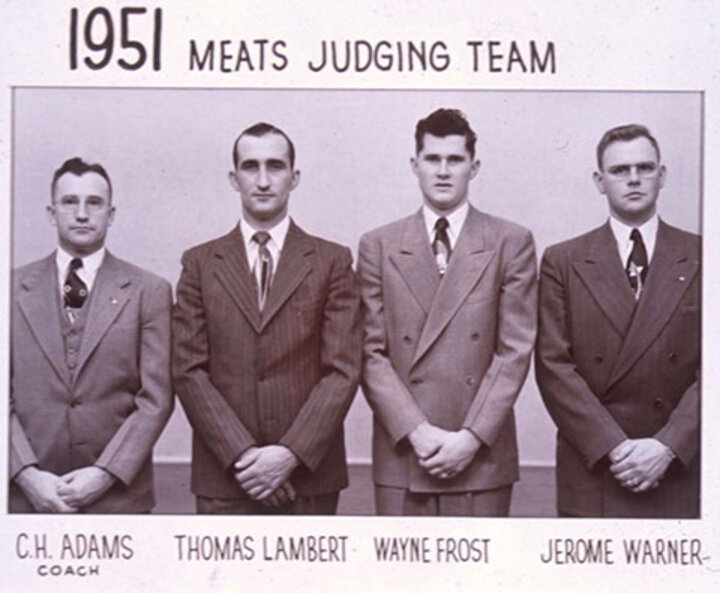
[[253, 231, 273, 310], [626, 228, 648, 300], [433, 217, 452, 275], [64, 257, 88, 308]]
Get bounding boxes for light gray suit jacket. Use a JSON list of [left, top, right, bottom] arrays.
[[358, 206, 537, 492], [10, 252, 173, 513]]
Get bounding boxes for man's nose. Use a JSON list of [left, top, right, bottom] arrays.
[[75, 201, 89, 220], [437, 159, 450, 176], [628, 166, 641, 184], [256, 166, 270, 189]]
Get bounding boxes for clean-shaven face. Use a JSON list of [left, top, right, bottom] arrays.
[[593, 136, 666, 225], [229, 132, 300, 226], [411, 133, 480, 214], [47, 171, 115, 257]]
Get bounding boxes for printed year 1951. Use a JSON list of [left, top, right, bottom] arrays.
[[69, 6, 162, 71]]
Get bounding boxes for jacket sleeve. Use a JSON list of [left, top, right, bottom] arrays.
[[94, 278, 174, 485], [535, 246, 627, 468], [461, 228, 538, 446], [358, 232, 427, 445], [172, 249, 257, 471], [278, 247, 362, 470], [654, 375, 699, 467]]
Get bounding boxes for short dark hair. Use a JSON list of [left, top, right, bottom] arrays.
[[596, 124, 661, 169], [232, 122, 296, 169], [415, 108, 477, 159], [51, 157, 113, 201]]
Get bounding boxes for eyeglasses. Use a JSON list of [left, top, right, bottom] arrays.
[[604, 162, 660, 180], [53, 196, 109, 213]]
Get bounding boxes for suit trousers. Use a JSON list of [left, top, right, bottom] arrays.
[[196, 492, 339, 515], [375, 485, 513, 516]]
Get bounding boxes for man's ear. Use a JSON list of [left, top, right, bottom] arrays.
[[228, 170, 241, 192], [592, 171, 606, 195], [291, 169, 301, 190]]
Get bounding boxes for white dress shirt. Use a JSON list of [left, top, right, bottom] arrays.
[[609, 214, 658, 267], [239, 215, 290, 289], [422, 202, 469, 250], [55, 247, 106, 298]]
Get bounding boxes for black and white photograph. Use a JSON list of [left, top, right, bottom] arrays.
[[1, 1, 718, 592]]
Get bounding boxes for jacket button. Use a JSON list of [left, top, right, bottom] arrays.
[[654, 398, 665, 409], [593, 354, 603, 364], [470, 332, 481, 341], [465, 376, 476, 386], [410, 377, 422, 385], [403, 335, 412, 344], [70, 400, 78, 408], [668, 352, 678, 363]]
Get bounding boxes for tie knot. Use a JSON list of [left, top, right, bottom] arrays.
[[630, 228, 643, 243], [435, 217, 449, 232], [253, 231, 271, 247], [70, 257, 83, 271]]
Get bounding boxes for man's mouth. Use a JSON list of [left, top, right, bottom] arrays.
[[624, 192, 645, 199]]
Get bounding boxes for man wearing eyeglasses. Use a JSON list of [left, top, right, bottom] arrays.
[[9, 157, 173, 513], [536, 124, 700, 518]]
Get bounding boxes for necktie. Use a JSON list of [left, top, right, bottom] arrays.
[[626, 228, 648, 300], [64, 257, 88, 308], [253, 231, 273, 310], [433, 217, 452, 275]]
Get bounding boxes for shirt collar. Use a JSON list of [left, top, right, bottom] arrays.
[[56, 246, 106, 278], [238, 214, 291, 253], [55, 246, 106, 294], [422, 202, 469, 248], [608, 213, 659, 260]]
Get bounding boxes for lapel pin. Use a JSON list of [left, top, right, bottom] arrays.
[[110, 297, 118, 304], [677, 276, 686, 282]]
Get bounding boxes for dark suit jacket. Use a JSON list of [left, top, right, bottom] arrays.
[[358, 207, 537, 492], [10, 252, 173, 513], [172, 222, 361, 500], [536, 220, 700, 517]]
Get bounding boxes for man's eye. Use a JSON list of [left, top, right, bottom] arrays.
[[240, 162, 258, 171], [609, 166, 629, 175], [424, 155, 440, 163], [60, 197, 79, 206], [638, 163, 656, 173], [268, 161, 287, 170]]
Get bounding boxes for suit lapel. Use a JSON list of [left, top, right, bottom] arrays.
[[572, 223, 637, 338], [607, 221, 699, 389], [212, 229, 262, 333], [412, 208, 495, 367], [389, 210, 440, 314], [74, 253, 131, 383], [16, 254, 71, 388], [260, 221, 313, 331]]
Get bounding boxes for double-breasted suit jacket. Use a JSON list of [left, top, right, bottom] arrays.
[[172, 222, 361, 500], [358, 207, 537, 493], [10, 252, 173, 513], [536, 220, 700, 517]]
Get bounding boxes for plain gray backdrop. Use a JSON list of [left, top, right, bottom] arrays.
[[11, 88, 701, 467]]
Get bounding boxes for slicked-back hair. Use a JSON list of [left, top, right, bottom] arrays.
[[415, 108, 477, 159], [232, 122, 296, 169], [51, 157, 113, 201], [596, 124, 661, 170]]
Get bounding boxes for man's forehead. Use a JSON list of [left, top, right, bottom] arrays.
[[53, 171, 110, 194], [419, 133, 470, 155], [602, 137, 659, 165], [236, 132, 292, 163]]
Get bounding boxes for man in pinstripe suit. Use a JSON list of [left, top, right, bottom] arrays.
[[173, 123, 362, 514]]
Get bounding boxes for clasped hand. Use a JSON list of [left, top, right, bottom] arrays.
[[408, 422, 481, 480], [234, 445, 299, 507], [608, 438, 675, 493], [16, 465, 115, 512]]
